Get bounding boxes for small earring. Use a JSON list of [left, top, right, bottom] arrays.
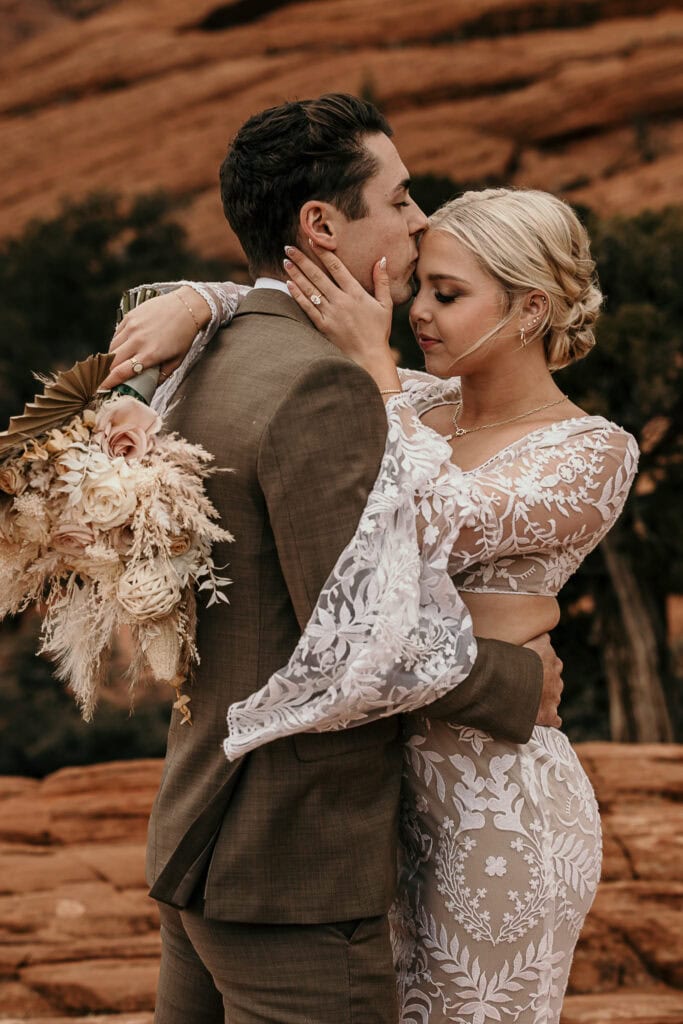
[[520, 326, 527, 346]]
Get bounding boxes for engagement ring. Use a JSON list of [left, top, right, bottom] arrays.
[[130, 356, 144, 374], [310, 294, 322, 306]]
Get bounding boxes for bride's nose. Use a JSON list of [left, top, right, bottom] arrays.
[[410, 296, 432, 331]]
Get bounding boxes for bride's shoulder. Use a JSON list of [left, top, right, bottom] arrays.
[[541, 414, 637, 449], [527, 415, 639, 477]]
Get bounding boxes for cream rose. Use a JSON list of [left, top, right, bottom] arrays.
[[79, 456, 137, 529], [168, 532, 192, 557], [117, 560, 182, 621], [94, 397, 162, 461], [0, 464, 27, 496]]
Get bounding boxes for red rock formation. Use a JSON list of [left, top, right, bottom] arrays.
[[0, 1, 681, 267], [0, 745, 682, 1022]]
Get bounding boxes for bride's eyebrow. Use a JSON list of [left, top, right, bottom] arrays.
[[426, 273, 470, 286]]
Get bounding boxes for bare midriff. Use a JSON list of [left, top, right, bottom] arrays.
[[460, 591, 561, 646]]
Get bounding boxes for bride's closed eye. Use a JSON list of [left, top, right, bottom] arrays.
[[435, 291, 459, 304]]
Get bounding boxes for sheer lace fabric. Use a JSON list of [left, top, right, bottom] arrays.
[[224, 391, 481, 759], [401, 373, 640, 597], [392, 721, 602, 1024], [124, 280, 251, 418]]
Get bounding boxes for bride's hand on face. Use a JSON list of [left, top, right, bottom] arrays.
[[100, 286, 211, 390], [283, 243, 395, 377]]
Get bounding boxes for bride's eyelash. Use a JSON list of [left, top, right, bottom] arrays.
[[435, 291, 458, 304]]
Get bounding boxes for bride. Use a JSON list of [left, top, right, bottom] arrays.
[[107, 188, 638, 1022]]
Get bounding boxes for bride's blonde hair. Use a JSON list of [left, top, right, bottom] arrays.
[[428, 188, 602, 370]]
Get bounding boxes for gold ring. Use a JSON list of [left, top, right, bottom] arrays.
[[310, 293, 322, 306], [130, 356, 144, 374]]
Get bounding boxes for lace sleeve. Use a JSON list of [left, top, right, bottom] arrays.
[[451, 420, 639, 591], [120, 281, 251, 417], [223, 391, 481, 761]]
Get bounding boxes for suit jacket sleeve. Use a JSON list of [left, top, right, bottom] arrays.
[[257, 354, 388, 630], [425, 638, 543, 744]]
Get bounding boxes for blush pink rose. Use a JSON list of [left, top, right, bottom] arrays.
[[52, 521, 97, 557], [94, 397, 162, 461]]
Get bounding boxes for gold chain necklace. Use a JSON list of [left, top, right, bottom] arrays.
[[452, 395, 569, 437]]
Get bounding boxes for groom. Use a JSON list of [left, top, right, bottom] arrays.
[[136, 95, 563, 1023]]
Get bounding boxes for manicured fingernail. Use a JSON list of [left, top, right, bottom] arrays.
[[283, 258, 293, 269], [285, 280, 294, 291], [379, 256, 387, 270], [284, 245, 295, 256]]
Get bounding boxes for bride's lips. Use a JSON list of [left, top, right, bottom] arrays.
[[417, 334, 441, 352]]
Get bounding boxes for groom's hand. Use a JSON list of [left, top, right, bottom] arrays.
[[524, 633, 564, 728]]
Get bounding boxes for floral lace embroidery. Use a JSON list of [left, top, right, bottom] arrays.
[[393, 723, 603, 1023], [400, 374, 639, 598], [224, 392, 481, 759]]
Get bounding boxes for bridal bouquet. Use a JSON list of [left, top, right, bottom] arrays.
[[0, 353, 232, 723]]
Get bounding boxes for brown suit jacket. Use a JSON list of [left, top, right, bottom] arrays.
[[146, 289, 542, 923]]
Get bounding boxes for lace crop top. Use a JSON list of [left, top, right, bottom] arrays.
[[402, 372, 639, 598]]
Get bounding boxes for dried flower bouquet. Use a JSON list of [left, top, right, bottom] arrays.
[[0, 353, 232, 723]]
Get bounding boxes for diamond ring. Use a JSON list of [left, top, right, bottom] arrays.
[[310, 293, 322, 306], [129, 356, 144, 374]]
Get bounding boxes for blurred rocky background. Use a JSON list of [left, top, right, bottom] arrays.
[[0, 747, 681, 1023], [1, 0, 681, 766], [0, 2, 682, 1020]]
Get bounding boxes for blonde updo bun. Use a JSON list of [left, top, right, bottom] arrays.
[[428, 188, 602, 370]]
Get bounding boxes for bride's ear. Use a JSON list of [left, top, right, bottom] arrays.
[[521, 290, 548, 318], [298, 201, 338, 252]]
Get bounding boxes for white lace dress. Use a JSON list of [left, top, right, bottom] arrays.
[[387, 376, 639, 1024], [132, 283, 639, 1023]]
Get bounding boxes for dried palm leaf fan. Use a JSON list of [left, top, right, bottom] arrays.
[[0, 288, 165, 459], [0, 352, 115, 457]]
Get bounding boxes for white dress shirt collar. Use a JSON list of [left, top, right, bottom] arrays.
[[254, 277, 290, 295]]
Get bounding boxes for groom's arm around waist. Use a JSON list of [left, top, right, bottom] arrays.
[[257, 354, 388, 630], [424, 638, 543, 744]]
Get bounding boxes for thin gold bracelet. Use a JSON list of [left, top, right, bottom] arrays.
[[173, 290, 201, 332], [379, 388, 403, 396]]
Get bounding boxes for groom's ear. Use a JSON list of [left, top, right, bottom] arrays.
[[298, 201, 339, 251]]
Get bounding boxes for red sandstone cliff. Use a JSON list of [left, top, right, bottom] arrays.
[[1, 0, 682, 267], [0, 745, 682, 1023]]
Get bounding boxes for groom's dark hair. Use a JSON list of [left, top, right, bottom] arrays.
[[220, 93, 392, 276]]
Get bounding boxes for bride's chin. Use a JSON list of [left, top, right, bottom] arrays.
[[422, 352, 450, 378]]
